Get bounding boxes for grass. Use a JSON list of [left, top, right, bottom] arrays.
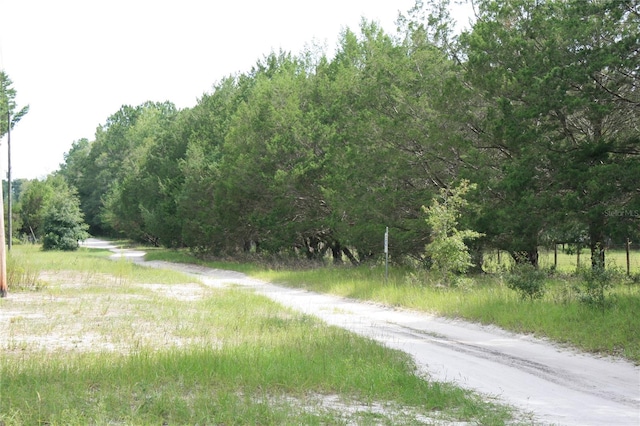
[[9, 244, 197, 288], [255, 267, 640, 362], [144, 247, 262, 275], [0, 244, 513, 425], [484, 247, 640, 274], [146, 247, 640, 363]]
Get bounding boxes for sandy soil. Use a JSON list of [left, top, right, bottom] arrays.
[[152, 267, 640, 425], [10, 239, 640, 425]]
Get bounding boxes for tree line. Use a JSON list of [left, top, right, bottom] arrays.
[[12, 0, 640, 268]]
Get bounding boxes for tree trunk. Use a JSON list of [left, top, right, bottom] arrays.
[[527, 249, 539, 268], [590, 242, 605, 269], [589, 222, 606, 269], [342, 246, 360, 266], [468, 244, 484, 274], [512, 248, 539, 268], [331, 241, 343, 265]]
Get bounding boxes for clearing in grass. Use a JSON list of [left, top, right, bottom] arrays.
[[0, 244, 513, 425]]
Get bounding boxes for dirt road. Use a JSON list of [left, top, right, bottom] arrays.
[[89, 239, 640, 425]]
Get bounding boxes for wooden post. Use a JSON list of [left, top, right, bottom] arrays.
[[0, 115, 6, 297], [384, 227, 389, 284], [554, 243, 558, 269], [7, 111, 11, 251]]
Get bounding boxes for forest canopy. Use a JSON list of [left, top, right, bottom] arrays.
[[51, 0, 638, 268]]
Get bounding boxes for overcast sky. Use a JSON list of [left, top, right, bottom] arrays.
[[0, 0, 471, 180]]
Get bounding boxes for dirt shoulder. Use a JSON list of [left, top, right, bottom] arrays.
[[91, 239, 640, 425]]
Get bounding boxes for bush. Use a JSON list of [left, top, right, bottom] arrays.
[[505, 263, 547, 300], [42, 193, 89, 251], [575, 266, 620, 312], [43, 232, 84, 251], [422, 180, 483, 286]]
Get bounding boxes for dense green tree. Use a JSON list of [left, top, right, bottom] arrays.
[[101, 102, 180, 245], [0, 71, 29, 138], [58, 138, 91, 189], [217, 52, 334, 256], [544, 0, 640, 267], [73, 102, 177, 235], [17, 175, 88, 248], [42, 181, 89, 251], [177, 76, 246, 252], [17, 178, 56, 240], [55, 0, 637, 271], [319, 26, 406, 262], [461, 0, 640, 267], [320, 14, 468, 263], [130, 121, 185, 247], [460, 0, 553, 265]]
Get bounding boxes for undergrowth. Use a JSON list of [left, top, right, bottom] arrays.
[[145, 247, 640, 363]]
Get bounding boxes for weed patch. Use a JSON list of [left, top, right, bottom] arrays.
[[0, 244, 513, 425], [505, 263, 547, 300], [138, 246, 640, 363]]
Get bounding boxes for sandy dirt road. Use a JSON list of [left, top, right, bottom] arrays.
[[87, 239, 640, 425]]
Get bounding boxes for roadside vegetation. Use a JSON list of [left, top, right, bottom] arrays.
[[3, 0, 636, 282], [2, 0, 638, 419], [0, 244, 515, 425], [146, 247, 640, 364]]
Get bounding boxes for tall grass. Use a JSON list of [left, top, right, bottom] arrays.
[[253, 266, 640, 362], [7, 248, 43, 291], [484, 247, 640, 274], [2, 342, 504, 425], [0, 244, 512, 425], [8, 244, 198, 288], [146, 248, 640, 362]]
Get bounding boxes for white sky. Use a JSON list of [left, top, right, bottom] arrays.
[[0, 0, 471, 180]]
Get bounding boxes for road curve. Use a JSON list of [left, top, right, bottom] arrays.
[[85, 239, 640, 425]]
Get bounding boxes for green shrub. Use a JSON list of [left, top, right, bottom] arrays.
[[422, 180, 483, 286], [575, 266, 620, 312], [43, 232, 84, 251], [42, 194, 89, 251], [505, 263, 547, 300]]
